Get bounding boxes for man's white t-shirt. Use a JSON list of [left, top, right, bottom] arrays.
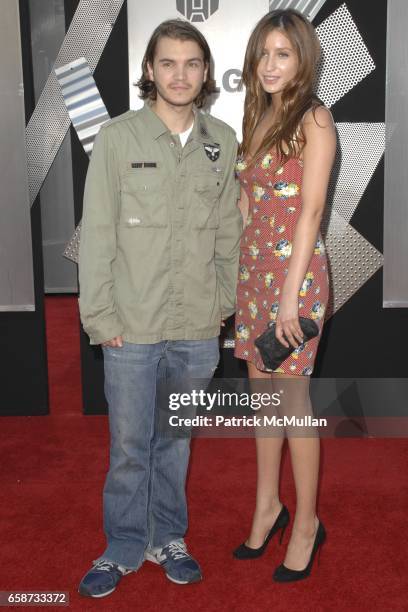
[[176, 122, 194, 147]]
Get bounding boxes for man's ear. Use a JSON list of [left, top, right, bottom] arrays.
[[147, 61, 154, 81]]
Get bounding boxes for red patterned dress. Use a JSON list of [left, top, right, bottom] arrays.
[[234, 151, 329, 375]]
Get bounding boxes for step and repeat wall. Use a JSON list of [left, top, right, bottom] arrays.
[[3, 0, 407, 415], [75, 0, 405, 414]]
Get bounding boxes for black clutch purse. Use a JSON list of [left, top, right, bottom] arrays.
[[254, 316, 319, 370]]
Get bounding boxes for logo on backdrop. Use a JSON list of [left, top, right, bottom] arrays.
[[223, 69, 242, 92], [176, 0, 219, 22]]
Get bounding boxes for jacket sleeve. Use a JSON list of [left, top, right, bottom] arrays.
[[78, 126, 125, 345], [215, 135, 243, 320]]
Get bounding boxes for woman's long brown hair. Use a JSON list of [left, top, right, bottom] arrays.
[[240, 9, 323, 167]]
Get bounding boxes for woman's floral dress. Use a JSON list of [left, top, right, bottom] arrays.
[[234, 151, 329, 375]]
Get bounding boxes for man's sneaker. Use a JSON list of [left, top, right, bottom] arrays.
[[78, 559, 132, 598], [144, 540, 202, 584]]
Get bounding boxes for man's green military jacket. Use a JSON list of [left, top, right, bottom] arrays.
[[78, 102, 242, 344]]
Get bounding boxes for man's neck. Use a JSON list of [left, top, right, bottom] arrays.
[[151, 98, 195, 134]]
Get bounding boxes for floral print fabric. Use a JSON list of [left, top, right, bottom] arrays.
[[234, 151, 329, 375]]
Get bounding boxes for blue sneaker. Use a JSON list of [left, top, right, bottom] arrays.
[[145, 541, 202, 584], [78, 559, 132, 598]]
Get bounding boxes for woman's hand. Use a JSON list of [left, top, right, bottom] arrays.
[[275, 297, 303, 349]]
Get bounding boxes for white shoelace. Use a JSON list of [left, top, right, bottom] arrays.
[[166, 542, 189, 560], [94, 560, 128, 574]]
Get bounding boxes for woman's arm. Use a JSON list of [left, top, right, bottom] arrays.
[[276, 106, 336, 349], [238, 186, 249, 227]]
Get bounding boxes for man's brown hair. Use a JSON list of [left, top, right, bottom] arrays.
[[137, 19, 217, 109]]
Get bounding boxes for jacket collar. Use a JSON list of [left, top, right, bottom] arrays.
[[141, 102, 216, 145], [192, 111, 216, 144], [141, 102, 169, 139]]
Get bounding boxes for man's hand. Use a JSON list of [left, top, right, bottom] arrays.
[[102, 335, 123, 348]]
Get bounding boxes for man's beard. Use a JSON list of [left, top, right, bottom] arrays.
[[155, 84, 201, 108]]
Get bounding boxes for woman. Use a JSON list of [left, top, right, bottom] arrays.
[[233, 9, 336, 582]]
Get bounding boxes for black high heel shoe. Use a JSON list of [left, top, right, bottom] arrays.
[[272, 519, 326, 582], [233, 505, 290, 560]]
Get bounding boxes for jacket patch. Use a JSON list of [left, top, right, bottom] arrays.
[[204, 143, 220, 162], [200, 123, 210, 138], [131, 162, 157, 168]]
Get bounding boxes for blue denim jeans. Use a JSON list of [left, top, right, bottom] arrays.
[[93, 338, 220, 570]]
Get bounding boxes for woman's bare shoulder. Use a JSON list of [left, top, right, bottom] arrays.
[[303, 105, 334, 129]]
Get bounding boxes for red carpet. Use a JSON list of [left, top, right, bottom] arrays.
[[0, 296, 407, 611]]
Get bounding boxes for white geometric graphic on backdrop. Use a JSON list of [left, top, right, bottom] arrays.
[[315, 3, 375, 107], [25, 0, 125, 206], [55, 57, 110, 156], [269, 0, 329, 22], [322, 211, 384, 316], [330, 123, 385, 222]]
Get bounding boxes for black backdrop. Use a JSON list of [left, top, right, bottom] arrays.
[[8, 0, 406, 417]]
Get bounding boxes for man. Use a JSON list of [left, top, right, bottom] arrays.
[[77, 19, 241, 598]]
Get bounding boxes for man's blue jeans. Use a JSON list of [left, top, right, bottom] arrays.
[[93, 338, 220, 570]]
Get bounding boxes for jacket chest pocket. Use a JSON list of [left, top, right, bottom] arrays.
[[192, 173, 223, 229], [119, 171, 167, 228]]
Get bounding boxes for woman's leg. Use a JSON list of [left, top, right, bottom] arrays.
[[272, 372, 320, 570], [245, 362, 285, 548]]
